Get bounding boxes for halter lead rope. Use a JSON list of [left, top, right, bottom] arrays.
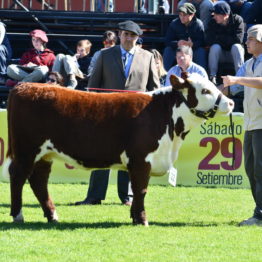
[[229, 113, 236, 168]]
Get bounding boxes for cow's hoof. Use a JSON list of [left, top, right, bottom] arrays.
[[47, 210, 59, 223], [132, 218, 149, 226], [13, 218, 24, 223], [48, 219, 59, 223], [144, 220, 149, 227], [13, 210, 24, 223]]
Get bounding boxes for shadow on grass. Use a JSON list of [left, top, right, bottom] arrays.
[[150, 220, 238, 227], [0, 202, 125, 208], [0, 220, 239, 231]]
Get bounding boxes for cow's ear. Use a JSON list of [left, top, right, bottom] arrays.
[[170, 74, 185, 90]]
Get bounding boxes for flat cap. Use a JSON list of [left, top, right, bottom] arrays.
[[213, 2, 231, 15], [247, 24, 262, 42], [178, 3, 196, 14], [118, 20, 143, 36]]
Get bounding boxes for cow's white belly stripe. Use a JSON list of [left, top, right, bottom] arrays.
[[35, 140, 87, 169], [35, 139, 127, 171]]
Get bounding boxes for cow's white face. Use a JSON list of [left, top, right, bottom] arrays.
[[170, 74, 234, 117]]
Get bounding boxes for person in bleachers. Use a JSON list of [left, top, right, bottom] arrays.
[[6, 29, 55, 87], [88, 30, 117, 77], [220, 0, 252, 23], [163, 3, 207, 71], [52, 39, 92, 89], [0, 22, 12, 85], [149, 49, 167, 86], [165, 45, 208, 86], [177, 0, 214, 29], [245, 0, 262, 25], [46, 71, 64, 86], [206, 1, 245, 85]]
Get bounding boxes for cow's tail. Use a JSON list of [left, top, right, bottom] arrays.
[[2, 157, 11, 181], [2, 88, 15, 181]]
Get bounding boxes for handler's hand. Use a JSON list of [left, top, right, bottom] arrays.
[[221, 75, 237, 87]]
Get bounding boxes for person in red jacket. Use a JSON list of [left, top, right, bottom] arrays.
[[6, 29, 55, 86]]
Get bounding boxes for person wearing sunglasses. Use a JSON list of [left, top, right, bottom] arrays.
[[46, 71, 64, 86]]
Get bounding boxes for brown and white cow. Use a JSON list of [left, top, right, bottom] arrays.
[[2, 74, 234, 225]]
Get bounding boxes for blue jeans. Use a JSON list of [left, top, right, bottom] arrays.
[[163, 46, 207, 71]]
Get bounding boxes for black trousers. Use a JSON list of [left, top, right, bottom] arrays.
[[244, 130, 262, 219], [86, 169, 133, 203]]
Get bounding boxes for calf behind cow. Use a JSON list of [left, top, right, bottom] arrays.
[[3, 74, 234, 225]]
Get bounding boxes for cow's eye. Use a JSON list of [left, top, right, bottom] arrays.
[[201, 88, 211, 95]]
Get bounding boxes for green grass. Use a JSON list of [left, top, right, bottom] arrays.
[[1, 182, 262, 262]]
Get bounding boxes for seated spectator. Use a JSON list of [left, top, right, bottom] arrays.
[[177, 0, 214, 29], [88, 30, 117, 77], [165, 45, 208, 86], [245, 0, 262, 25], [0, 22, 12, 85], [6, 29, 55, 87], [206, 1, 245, 85], [52, 39, 92, 89], [149, 49, 167, 86], [163, 3, 207, 71], [221, 0, 252, 23], [46, 71, 65, 86]]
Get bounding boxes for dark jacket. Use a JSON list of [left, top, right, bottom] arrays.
[[245, 0, 262, 24], [19, 48, 56, 71], [78, 55, 91, 75], [206, 13, 244, 51], [165, 16, 205, 50]]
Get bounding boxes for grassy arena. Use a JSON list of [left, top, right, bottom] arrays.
[[0, 182, 261, 262]]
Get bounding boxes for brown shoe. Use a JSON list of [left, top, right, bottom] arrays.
[[75, 198, 101, 205]]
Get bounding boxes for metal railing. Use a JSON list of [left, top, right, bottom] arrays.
[[1, 0, 177, 13]]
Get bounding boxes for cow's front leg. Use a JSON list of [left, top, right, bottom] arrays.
[[28, 160, 58, 222], [128, 162, 151, 226]]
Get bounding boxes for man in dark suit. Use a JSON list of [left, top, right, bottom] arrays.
[[75, 20, 160, 206]]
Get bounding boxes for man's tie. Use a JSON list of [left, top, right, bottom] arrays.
[[122, 52, 129, 78]]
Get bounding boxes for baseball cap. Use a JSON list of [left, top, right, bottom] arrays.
[[213, 2, 231, 14]]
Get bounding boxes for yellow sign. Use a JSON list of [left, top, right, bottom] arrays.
[[0, 110, 249, 188]]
